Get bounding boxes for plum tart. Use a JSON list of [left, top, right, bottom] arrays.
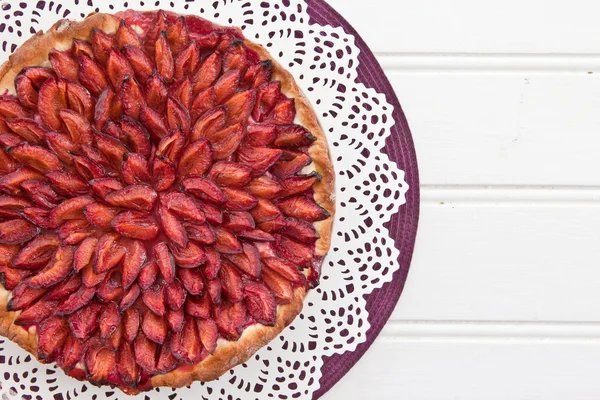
[[0, 10, 334, 394]]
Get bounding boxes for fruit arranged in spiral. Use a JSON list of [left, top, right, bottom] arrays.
[[0, 10, 328, 389]]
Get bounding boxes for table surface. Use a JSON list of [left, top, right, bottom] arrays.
[[323, 1, 600, 399]]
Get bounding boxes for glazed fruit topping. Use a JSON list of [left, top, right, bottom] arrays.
[[0, 10, 329, 390]]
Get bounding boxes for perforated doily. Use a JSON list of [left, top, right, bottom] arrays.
[[0, 1, 410, 399]]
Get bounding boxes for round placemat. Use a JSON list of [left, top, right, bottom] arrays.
[[0, 1, 418, 398], [305, 1, 420, 398]]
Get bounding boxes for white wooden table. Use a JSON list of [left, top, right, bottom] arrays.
[[324, 1, 600, 398]]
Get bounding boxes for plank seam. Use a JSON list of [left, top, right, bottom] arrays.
[[375, 53, 600, 73], [380, 321, 600, 340], [420, 185, 600, 203]]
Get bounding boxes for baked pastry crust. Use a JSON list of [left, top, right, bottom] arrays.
[[0, 13, 120, 94], [244, 41, 335, 257], [149, 286, 305, 389], [0, 11, 122, 366], [0, 11, 334, 392]]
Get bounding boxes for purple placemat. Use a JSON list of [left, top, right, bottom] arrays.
[[305, 1, 420, 398]]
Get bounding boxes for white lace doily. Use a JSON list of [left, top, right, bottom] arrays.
[[0, 0, 408, 398]]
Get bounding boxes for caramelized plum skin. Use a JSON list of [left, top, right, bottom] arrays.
[[0, 10, 328, 390]]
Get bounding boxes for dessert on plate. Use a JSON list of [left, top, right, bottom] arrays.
[[0, 10, 334, 394]]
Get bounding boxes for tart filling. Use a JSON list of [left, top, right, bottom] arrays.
[[0, 10, 334, 392]]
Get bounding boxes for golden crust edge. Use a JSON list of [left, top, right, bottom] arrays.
[[0, 288, 38, 356], [245, 41, 336, 257], [0, 13, 119, 93], [0, 12, 120, 363], [0, 14, 334, 394], [0, 285, 306, 393], [151, 41, 334, 392], [150, 286, 305, 388]]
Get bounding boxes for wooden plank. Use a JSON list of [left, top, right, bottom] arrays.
[[386, 72, 600, 185], [390, 198, 600, 322], [325, 338, 600, 400], [328, 0, 600, 54], [318, 3, 600, 399]]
